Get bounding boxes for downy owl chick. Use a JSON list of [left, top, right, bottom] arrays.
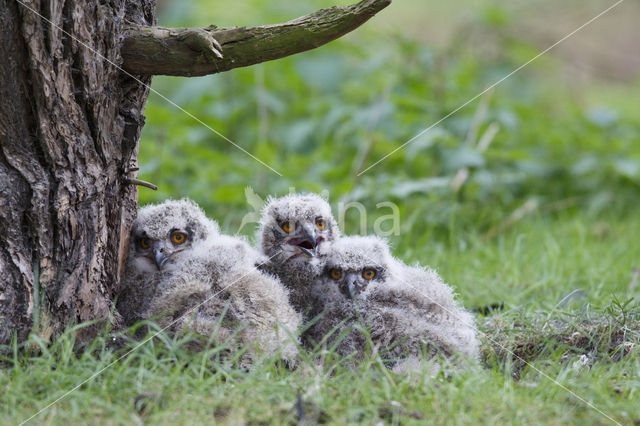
[[258, 193, 339, 313], [306, 236, 390, 357], [144, 232, 302, 362], [309, 236, 479, 366], [117, 198, 218, 326]]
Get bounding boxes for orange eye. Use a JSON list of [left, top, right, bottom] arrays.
[[315, 218, 326, 230], [171, 232, 187, 244], [362, 269, 376, 280], [139, 238, 151, 249], [281, 222, 294, 233], [330, 269, 342, 280]]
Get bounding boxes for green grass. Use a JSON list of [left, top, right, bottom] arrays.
[[2, 212, 639, 424]]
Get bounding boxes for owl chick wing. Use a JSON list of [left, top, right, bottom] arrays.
[[365, 264, 480, 361]]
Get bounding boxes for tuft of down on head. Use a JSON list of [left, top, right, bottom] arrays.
[[133, 198, 219, 244], [320, 235, 391, 271]]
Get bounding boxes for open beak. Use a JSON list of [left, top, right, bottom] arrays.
[[289, 237, 317, 257], [153, 246, 171, 269], [288, 224, 324, 257]]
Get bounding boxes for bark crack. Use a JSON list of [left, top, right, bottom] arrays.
[[40, 0, 52, 57]]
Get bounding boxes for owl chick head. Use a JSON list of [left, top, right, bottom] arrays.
[[259, 193, 339, 264], [129, 198, 219, 271], [320, 236, 392, 298]]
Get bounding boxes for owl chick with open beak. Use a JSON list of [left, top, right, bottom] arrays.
[[257, 193, 339, 313]]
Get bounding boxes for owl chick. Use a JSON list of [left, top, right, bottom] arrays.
[[144, 233, 302, 361], [257, 193, 339, 313], [118, 199, 301, 362], [308, 236, 479, 366], [117, 198, 219, 326]]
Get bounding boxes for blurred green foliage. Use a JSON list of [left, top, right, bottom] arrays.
[[139, 0, 640, 241]]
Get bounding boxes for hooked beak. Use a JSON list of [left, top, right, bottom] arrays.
[[344, 274, 361, 298], [153, 247, 171, 269], [348, 281, 358, 297], [298, 241, 317, 257], [289, 225, 324, 257]]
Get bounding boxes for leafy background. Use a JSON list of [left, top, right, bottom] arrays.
[[139, 0, 639, 309]]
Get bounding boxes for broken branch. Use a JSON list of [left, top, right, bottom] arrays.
[[121, 0, 391, 76], [125, 178, 158, 191]]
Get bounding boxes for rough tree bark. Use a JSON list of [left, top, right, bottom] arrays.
[[0, 0, 155, 345], [0, 0, 390, 347]]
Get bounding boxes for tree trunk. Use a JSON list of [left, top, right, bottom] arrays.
[[0, 0, 390, 347], [0, 0, 155, 345]]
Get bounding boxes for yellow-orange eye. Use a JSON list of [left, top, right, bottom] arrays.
[[139, 238, 151, 249], [362, 269, 376, 280], [330, 269, 342, 280], [315, 218, 326, 230], [171, 232, 187, 244], [281, 222, 293, 233]]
